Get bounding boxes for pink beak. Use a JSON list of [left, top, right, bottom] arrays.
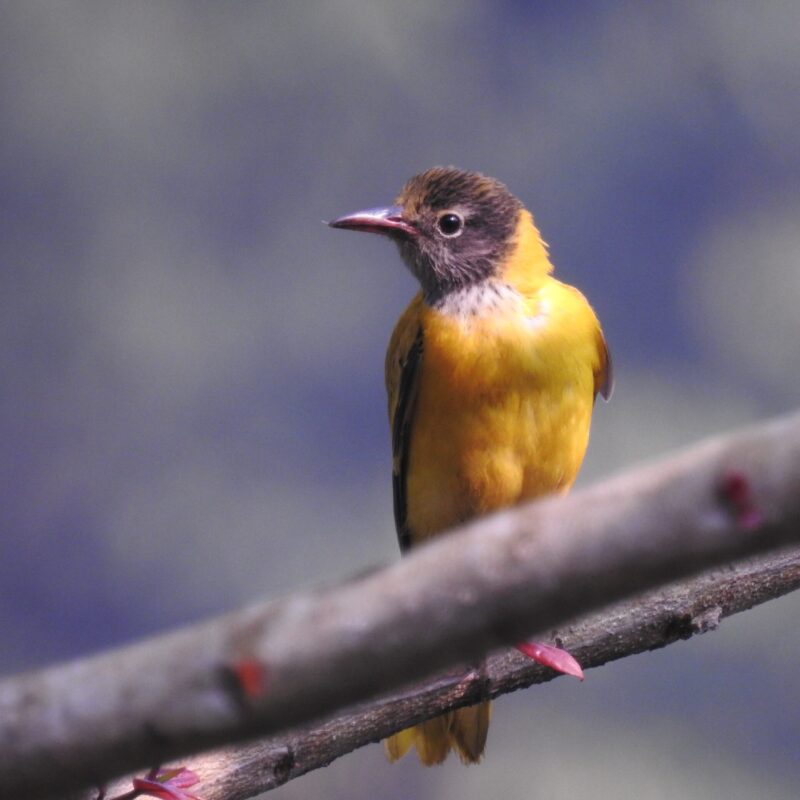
[[328, 205, 418, 238]]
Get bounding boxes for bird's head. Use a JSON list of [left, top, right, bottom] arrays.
[[330, 167, 540, 304]]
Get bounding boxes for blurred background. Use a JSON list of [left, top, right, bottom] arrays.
[[2, 2, 799, 798]]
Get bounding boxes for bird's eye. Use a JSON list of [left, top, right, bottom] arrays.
[[436, 212, 464, 237]]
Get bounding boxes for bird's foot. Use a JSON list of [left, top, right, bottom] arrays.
[[515, 641, 584, 681]]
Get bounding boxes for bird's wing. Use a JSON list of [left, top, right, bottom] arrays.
[[594, 328, 614, 402], [385, 294, 425, 552]]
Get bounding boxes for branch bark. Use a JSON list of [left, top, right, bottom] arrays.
[[93, 547, 800, 800], [2, 410, 800, 799]]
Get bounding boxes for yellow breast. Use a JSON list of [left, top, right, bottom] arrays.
[[405, 276, 603, 542]]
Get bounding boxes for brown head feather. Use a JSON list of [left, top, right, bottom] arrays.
[[393, 167, 523, 304]]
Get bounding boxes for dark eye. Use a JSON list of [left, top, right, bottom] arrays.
[[436, 212, 464, 237]]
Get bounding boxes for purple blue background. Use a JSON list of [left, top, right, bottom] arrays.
[[2, 3, 799, 798]]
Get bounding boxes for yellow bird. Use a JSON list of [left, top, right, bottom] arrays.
[[330, 167, 612, 766]]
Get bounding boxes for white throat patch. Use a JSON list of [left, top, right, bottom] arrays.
[[434, 281, 523, 318]]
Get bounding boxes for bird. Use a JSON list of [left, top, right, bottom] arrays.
[[329, 167, 612, 766]]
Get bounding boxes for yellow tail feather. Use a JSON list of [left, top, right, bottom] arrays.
[[383, 725, 416, 762], [384, 701, 491, 765], [452, 702, 492, 764]]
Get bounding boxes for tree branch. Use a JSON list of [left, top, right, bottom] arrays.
[[2, 410, 800, 799], [93, 547, 800, 800]]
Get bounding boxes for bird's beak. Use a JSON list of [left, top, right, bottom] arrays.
[[328, 205, 417, 237]]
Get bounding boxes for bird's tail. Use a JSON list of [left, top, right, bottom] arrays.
[[384, 701, 491, 765]]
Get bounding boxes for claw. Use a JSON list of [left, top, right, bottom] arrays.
[[515, 641, 585, 681], [131, 767, 202, 800]]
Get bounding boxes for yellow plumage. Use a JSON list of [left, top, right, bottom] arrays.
[[384, 209, 609, 763], [387, 209, 608, 542]]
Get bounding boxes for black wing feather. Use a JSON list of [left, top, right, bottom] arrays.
[[392, 328, 424, 552]]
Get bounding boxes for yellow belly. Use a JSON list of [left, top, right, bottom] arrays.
[[405, 288, 598, 541]]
